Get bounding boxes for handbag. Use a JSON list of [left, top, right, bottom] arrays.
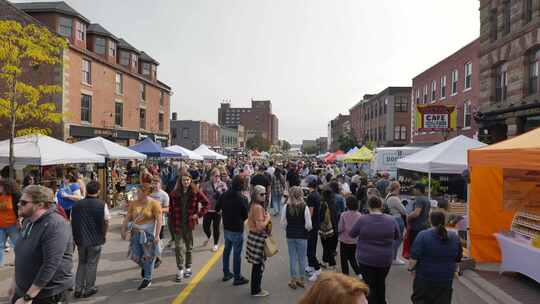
[[264, 235, 279, 257]]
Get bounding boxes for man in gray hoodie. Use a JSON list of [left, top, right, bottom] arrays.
[[9, 185, 73, 304]]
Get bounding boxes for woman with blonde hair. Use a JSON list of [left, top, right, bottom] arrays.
[[280, 186, 312, 289], [298, 272, 368, 304]]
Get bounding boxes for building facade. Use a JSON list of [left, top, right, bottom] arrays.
[[220, 126, 238, 150], [170, 120, 220, 150], [349, 94, 375, 143], [316, 137, 328, 154], [412, 39, 480, 144], [358, 87, 412, 147], [477, 0, 540, 142], [328, 114, 351, 151], [1, 1, 172, 146], [218, 99, 279, 145]]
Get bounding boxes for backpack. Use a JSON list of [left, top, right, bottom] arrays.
[[319, 201, 335, 239], [382, 194, 393, 215]]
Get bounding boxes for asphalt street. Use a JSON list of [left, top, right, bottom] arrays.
[[0, 213, 489, 304]]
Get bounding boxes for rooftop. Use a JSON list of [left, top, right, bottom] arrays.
[[13, 1, 89, 23], [87, 23, 117, 40]]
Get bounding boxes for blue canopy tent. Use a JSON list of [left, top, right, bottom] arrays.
[[129, 138, 181, 158]]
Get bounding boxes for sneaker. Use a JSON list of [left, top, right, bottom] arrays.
[[184, 268, 193, 278], [222, 273, 233, 282], [252, 290, 269, 297], [358, 273, 364, 281], [154, 257, 162, 269], [83, 288, 98, 298], [137, 279, 152, 290], [175, 270, 184, 282], [392, 258, 406, 265], [308, 270, 321, 282], [212, 245, 219, 252], [233, 277, 249, 286], [305, 266, 314, 275]]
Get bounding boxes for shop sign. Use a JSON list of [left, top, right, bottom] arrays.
[[70, 125, 138, 140], [415, 105, 457, 132]]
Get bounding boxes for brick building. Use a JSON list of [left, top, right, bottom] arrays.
[[412, 39, 480, 144], [328, 114, 351, 151], [477, 0, 540, 142], [218, 99, 279, 145], [170, 120, 220, 150], [349, 94, 375, 142], [354, 87, 412, 147], [220, 126, 238, 150], [0, 1, 171, 146]]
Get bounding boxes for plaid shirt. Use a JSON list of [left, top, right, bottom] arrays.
[[272, 175, 285, 196], [169, 190, 208, 234]]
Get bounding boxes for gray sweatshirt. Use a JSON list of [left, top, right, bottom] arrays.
[[14, 206, 73, 300]]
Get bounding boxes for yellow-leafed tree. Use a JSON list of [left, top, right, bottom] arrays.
[[0, 20, 67, 178]]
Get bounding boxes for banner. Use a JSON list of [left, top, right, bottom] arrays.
[[415, 105, 457, 132]]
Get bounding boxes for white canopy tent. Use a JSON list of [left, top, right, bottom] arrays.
[[0, 134, 105, 166], [396, 135, 486, 198], [73, 137, 147, 160], [165, 145, 204, 160], [193, 144, 227, 160]]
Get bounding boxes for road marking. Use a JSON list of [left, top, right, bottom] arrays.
[[171, 245, 224, 304]]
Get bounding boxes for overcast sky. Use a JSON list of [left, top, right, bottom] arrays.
[[17, 0, 480, 144]]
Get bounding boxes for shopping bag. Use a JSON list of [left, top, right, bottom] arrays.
[[264, 236, 279, 257], [402, 229, 411, 259]]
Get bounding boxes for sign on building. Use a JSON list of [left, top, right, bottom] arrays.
[[415, 105, 457, 132]]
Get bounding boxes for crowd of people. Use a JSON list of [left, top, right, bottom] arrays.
[[0, 158, 464, 304]]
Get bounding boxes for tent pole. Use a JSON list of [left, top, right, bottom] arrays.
[[428, 172, 432, 200]]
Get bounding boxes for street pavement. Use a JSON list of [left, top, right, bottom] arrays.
[[0, 213, 490, 304]]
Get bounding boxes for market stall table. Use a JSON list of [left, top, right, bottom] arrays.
[[495, 233, 540, 283]]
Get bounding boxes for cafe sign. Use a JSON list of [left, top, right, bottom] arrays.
[[415, 105, 457, 132]]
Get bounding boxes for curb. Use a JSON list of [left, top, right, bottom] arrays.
[[458, 270, 522, 304]]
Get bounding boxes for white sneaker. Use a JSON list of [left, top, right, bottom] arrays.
[[392, 258, 406, 265], [175, 270, 184, 282], [358, 273, 364, 280], [308, 270, 321, 282], [212, 245, 219, 252], [305, 266, 314, 274]]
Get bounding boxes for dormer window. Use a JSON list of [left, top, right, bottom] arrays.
[[131, 54, 138, 69], [58, 16, 73, 38], [151, 65, 157, 78], [142, 62, 151, 75], [109, 40, 116, 57], [75, 21, 85, 41], [119, 51, 130, 66], [94, 37, 106, 55]]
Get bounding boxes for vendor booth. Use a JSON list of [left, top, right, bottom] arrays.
[[194, 144, 227, 160], [468, 127, 540, 283], [165, 145, 204, 160], [343, 146, 373, 163], [338, 147, 359, 161], [324, 150, 344, 163], [372, 146, 424, 178], [129, 138, 181, 158]]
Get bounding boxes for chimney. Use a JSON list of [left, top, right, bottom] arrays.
[[172, 112, 178, 121]]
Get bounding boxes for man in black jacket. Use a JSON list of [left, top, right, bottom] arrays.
[[215, 175, 249, 286], [70, 181, 110, 298]]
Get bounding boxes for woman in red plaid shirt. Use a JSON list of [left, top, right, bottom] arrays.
[[169, 172, 209, 282]]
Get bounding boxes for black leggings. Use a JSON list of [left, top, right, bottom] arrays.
[[203, 212, 221, 245], [340, 242, 360, 275], [358, 263, 390, 304], [320, 234, 338, 266]]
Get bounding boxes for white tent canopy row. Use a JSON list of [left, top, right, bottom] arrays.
[[193, 144, 227, 160], [73, 137, 147, 160], [165, 145, 204, 160], [0, 134, 105, 166]]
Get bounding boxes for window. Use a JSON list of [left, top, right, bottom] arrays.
[[495, 63, 508, 102], [431, 80, 437, 101], [464, 62, 472, 90], [142, 63, 151, 75], [401, 126, 407, 140], [159, 113, 164, 131], [58, 16, 72, 38], [529, 49, 540, 94], [451, 69, 459, 95], [81, 94, 92, 122], [525, 0, 533, 22], [119, 51, 130, 66], [115, 102, 123, 126], [394, 126, 407, 141], [94, 37, 106, 54], [416, 89, 420, 104], [423, 85, 428, 103], [75, 21, 85, 41], [182, 128, 189, 138], [151, 65, 157, 78], [395, 96, 408, 112], [131, 54, 138, 69], [139, 108, 146, 129], [160, 91, 164, 106], [140, 83, 146, 100], [440, 75, 447, 99], [82, 59, 91, 84], [490, 9, 498, 42], [115, 73, 123, 94], [463, 101, 471, 128], [503, 0, 511, 35], [109, 40, 116, 57]]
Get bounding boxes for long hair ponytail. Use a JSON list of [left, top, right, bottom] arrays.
[[430, 210, 448, 242]]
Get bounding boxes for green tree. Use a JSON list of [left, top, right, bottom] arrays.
[[0, 20, 67, 178], [281, 140, 291, 151], [337, 132, 358, 152], [302, 145, 318, 155], [246, 135, 271, 152]]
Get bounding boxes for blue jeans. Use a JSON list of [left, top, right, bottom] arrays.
[[0, 225, 19, 266], [130, 232, 156, 280], [271, 192, 282, 215], [287, 238, 308, 279], [223, 230, 244, 280], [393, 216, 405, 260]]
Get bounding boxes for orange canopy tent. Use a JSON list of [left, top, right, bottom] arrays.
[[324, 150, 344, 163], [468, 126, 540, 262]]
